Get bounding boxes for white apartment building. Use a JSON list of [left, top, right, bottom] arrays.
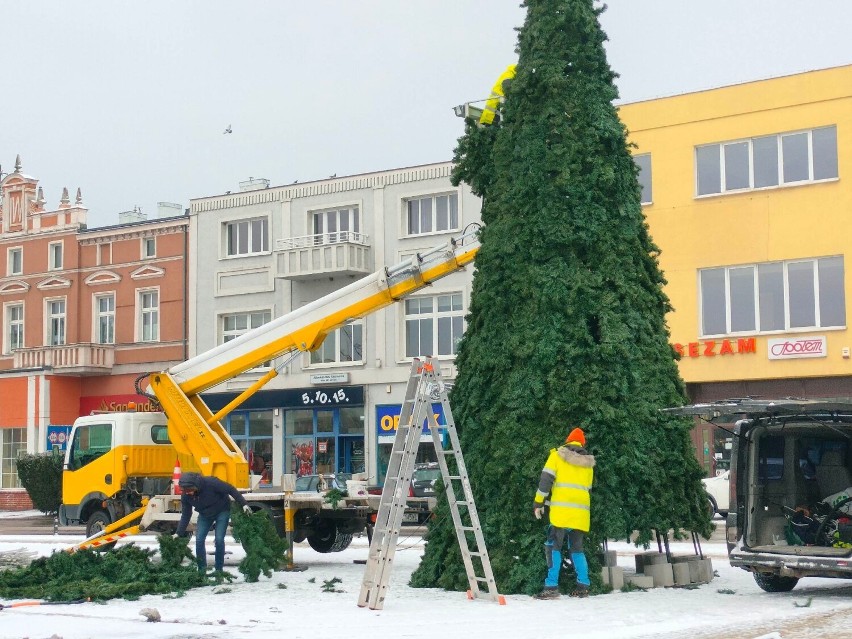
[[188, 162, 480, 487]]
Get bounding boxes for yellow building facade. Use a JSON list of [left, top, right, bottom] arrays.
[[620, 65, 852, 471]]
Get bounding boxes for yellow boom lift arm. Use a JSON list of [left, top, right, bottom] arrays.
[[149, 228, 480, 489]]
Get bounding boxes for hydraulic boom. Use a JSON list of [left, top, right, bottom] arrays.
[[148, 228, 480, 487]]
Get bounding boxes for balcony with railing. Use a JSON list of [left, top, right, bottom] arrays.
[[14, 343, 115, 375], [275, 232, 372, 280]]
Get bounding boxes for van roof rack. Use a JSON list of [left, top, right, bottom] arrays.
[[663, 397, 852, 420]]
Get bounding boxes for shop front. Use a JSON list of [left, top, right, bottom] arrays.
[[375, 403, 446, 485], [204, 385, 366, 484]]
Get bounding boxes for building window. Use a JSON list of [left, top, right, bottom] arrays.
[[142, 237, 156, 259], [48, 241, 63, 270], [7, 247, 22, 276], [5, 303, 23, 354], [311, 322, 363, 365], [95, 294, 115, 344], [225, 217, 268, 256], [312, 207, 360, 244], [635, 154, 652, 204], [699, 256, 846, 337], [221, 310, 272, 367], [46, 298, 66, 346], [221, 310, 271, 343], [696, 126, 838, 196], [138, 290, 159, 342], [404, 293, 464, 358], [406, 193, 459, 236], [0, 427, 27, 489]]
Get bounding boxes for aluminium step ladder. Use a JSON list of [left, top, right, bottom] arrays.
[[358, 357, 504, 609]]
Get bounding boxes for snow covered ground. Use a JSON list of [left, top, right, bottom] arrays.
[[2, 530, 852, 639], [0, 510, 44, 520]]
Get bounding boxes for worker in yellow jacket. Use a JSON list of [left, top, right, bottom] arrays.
[[478, 64, 516, 126], [533, 427, 596, 599]]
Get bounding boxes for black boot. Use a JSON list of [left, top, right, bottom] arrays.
[[534, 587, 560, 600], [569, 584, 589, 598]]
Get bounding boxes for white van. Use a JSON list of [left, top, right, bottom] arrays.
[[702, 470, 730, 518], [668, 398, 852, 592]]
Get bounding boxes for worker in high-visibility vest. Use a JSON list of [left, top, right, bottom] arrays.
[[533, 427, 596, 599], [478, 63, 516, 126]]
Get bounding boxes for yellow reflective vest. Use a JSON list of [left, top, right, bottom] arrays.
[[534, 445, 595, 532], [479, 64, 517, 126]]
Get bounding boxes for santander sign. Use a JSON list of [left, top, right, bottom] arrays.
[[767, 336, 827, 360]]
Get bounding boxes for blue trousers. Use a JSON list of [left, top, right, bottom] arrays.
[[544, 526, 589, 588], [195, 509, 231, 572]]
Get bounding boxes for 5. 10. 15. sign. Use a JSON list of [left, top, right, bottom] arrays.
[[301, 388, 350, 405]]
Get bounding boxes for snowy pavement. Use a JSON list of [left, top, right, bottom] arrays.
[[2, 532, 852, 639]]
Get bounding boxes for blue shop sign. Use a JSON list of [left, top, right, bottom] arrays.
[[47, 425, 73, 451], [376, 403, 446, 436]]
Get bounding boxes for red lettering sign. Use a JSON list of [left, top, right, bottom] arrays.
[[79, 394, 159, 416], [738, 338, 757, 354], [670, 338, 757, 359]]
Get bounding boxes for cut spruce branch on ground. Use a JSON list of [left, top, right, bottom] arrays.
[[0, 508, 287, 601]]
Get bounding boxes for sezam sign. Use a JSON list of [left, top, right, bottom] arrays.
[[673, 337, 757, 359]]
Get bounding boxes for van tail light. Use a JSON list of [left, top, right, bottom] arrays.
[[370, 512, 377, 524], [409, 485, 414, 498]]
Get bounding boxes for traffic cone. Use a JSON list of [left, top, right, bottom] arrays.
[[172, 457, 182, 495]]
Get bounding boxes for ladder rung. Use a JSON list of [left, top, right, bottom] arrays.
[[459, 526, 475, 532], [446, 475, 461, 480]]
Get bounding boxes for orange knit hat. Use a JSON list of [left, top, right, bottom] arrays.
[[565, 427, 586, 447]]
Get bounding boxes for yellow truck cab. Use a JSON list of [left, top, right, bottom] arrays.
[[60, 410, 177, 537]]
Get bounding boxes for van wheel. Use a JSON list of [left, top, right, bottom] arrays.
[[707, 496, 718, 518], [753, 573, 798, 592], [85, 510, 116, 551]]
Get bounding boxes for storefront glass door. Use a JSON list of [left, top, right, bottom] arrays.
[[283, 406, 364, 477]]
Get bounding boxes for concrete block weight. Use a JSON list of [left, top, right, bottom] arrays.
[[600, 566, 624, 590], [624, 574, 655, 589], [644, 562, 674, 587]]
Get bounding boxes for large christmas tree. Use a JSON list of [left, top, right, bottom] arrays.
[[411, 0, 711, 595]]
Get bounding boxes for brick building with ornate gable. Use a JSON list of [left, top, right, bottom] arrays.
[[0, 157, 188, 509]]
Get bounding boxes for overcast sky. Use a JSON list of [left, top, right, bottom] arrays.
[[1, 1, 850, 229]]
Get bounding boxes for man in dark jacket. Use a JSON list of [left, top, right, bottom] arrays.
[[175, 472, 252, 573]]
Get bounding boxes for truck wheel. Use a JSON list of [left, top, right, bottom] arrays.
[[307, 520, 354, 553], [85, 511, 116, 551], [753, 572, 798, 592]]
